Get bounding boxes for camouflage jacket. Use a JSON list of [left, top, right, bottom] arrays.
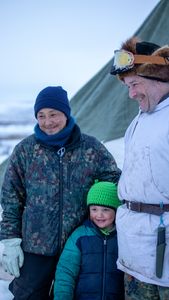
[[0, 126, 121, 256]]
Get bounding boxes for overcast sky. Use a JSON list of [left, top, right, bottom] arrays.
[[0, 0, 159, 105]]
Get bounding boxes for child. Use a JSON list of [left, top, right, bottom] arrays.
[[54, 180, 124, 300]]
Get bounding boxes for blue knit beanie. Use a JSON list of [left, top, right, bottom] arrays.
[[34, 86, 71, 119]]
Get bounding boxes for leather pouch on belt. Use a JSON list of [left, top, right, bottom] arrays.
[[156, 226, 166, 278]]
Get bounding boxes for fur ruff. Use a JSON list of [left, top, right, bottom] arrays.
[[118, 36, 169, 82]]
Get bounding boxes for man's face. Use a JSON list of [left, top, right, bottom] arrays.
[[124, 75, 160, 112], [37, 108, 67, 135]]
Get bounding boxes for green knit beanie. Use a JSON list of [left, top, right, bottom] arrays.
[[87, 180, 121, 209]]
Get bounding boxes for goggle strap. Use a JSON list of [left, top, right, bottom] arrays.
[[134, 54, 169, 65]]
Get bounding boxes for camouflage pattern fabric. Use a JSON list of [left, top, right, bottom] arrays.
[[0, 131, 120, 256], [125, 273, 169, 300]]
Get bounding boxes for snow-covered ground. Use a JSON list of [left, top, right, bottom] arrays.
[[0, 130, 34, 165], [0, 99, 35, 164]]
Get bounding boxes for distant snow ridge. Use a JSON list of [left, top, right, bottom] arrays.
[[0, 121, 34, 164]]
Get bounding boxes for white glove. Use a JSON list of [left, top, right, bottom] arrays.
[[1, 238, 24, 278]]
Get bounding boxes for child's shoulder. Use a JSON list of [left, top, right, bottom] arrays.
[[71, 221, 95, 240]]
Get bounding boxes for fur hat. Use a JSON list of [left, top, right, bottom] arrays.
[[87, 180, 121, 209], [34, 86, 71, 119], [110, 36, 169, 82]]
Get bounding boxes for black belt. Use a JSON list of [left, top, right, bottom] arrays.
[[123, 200, 169, 216]]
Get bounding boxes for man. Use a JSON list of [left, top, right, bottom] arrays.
[[110, 37, 169, 299], [0, 86, 121, 299]]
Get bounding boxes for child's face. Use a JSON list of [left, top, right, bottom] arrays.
[[89, 205, 115, 230]]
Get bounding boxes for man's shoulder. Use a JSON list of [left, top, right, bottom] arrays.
[[16, 134, 36, 147], [71, 222, 94, 239], [12, 134, 37, 156], [81, 133, 102, 146]]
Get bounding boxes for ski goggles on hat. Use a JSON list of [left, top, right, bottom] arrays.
[[110, 49, 169, 75], [111, 50, 135, 75]]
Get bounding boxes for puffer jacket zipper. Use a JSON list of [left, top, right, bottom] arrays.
[[102, 237, 107, 300]]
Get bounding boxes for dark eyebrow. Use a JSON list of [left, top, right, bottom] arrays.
[[130, 80, 138, 84], [126, 80, 139, 87]]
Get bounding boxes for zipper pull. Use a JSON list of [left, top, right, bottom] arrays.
[[57, 147, 65, 157]]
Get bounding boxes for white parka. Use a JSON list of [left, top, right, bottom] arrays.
[[117, 97, 169, 286]]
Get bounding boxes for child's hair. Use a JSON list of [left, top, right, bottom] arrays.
[[87, 180, 121, 209]]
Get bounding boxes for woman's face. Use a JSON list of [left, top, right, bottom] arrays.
[[37, 108, 67, 135]]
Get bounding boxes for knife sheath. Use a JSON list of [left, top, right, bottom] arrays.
[[156, 226, 166, 278]]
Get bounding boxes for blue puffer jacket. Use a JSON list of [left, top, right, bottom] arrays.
[[54, 220, 124, 300]]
